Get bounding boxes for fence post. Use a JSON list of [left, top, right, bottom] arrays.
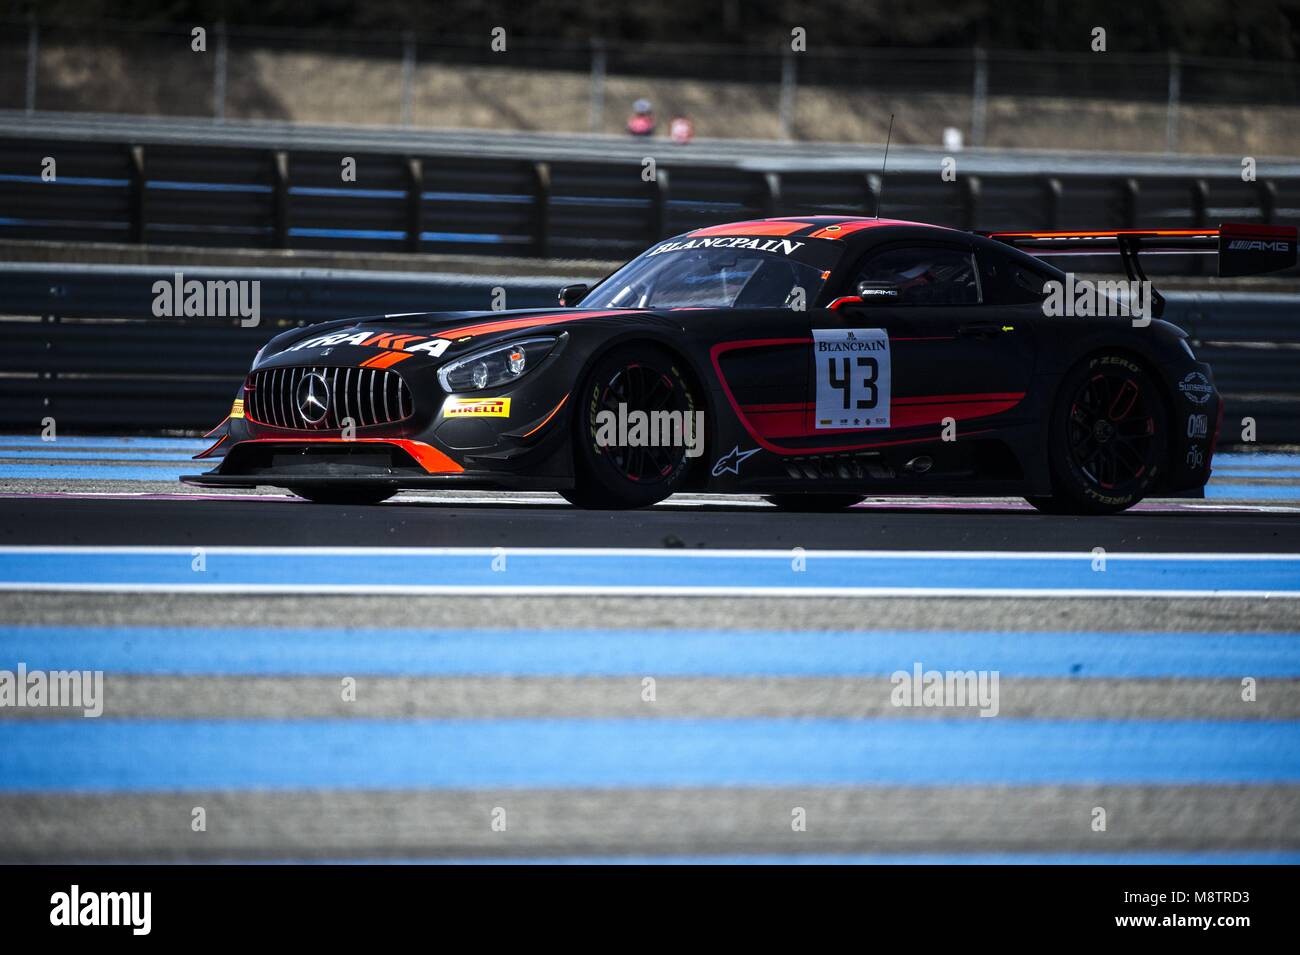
[[127, 145, 146, 244], [962, 174, 982, 231], [971, 48, 988, 148], [763, 172, 783, 217], [589, 40, 606, 134], [271, 151, 289, 249], [532, 162, 551, 257], [406, 157, 423, 252], [213, 22, 227, 123], [1043, 176, 1063, 230], [401, 32, 416, 128], [25, 16, 38, 113], [1165, 51, 1181, 154], [649, 168, 670, 242], [779, 48, 796, 141]]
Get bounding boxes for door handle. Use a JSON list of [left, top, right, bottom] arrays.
[[958, 322, 1002, 338]]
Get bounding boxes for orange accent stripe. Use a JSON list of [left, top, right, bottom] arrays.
[[193, 433, 228, 460], [521, 394, 569, 438], [231, 438, 463, 474], [991, 229, 1217, 239], [436, 311, 624, 340], [361, 351, 412, 369], [202, 416, 229, 439]]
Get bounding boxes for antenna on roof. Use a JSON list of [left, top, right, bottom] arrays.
[[874, 113, 894, 219]]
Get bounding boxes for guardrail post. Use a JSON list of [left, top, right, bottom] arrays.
[[649, 167, 670, 242], [1043, 176, 1063, 230], [532, 162, 551, 258], [763, 172, 782, 217], [589, 40, 606, 134], [127, 145, 146, 244], [1190, 178, 1209, 227], [1259, 180, 1277, 224], [1121, 178, 1140, 229], [971, 48, 988, 148], [962, 174, 981, 231], [779, 49, 796, 141], [24, 16, 38, 113], [864, 173, 881, 216], [271, 150, 289, 249], [406, 157, 423, 252]]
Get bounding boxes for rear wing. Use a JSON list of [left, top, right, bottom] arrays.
[[983, 223, 1297, 278], [982, 223, 1296, 319]]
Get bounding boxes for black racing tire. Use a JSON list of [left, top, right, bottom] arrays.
[[764, 494, 865, 511], [289, 485, 398, 505], [566, 344, 700, 509], [1036, 352, 1168, 515]]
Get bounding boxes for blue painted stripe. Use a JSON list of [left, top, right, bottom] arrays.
[[2, 719, 1297, 791], [1205, 484, 1300, 500], [274, 851, 1300, 865], [4, 626, 1297, 677], [1, 548, 1296, 595], [0, 450, 197, 462], [0, 436, 207, 449], [1212, 469, 1300, 479], [0, 465, 189, 480], [1215, 453, 1300, 467]]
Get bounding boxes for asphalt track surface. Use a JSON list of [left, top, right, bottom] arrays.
[[1, 436, 1298, 863]]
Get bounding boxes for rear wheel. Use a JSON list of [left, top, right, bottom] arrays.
[[764, 494, 864, 511], [564, 344, 699, 508], [1030, 353, 1167, 515], [289, 486, 397, 505]]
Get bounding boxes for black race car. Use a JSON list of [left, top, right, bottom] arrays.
[[184, 216, 1296, 513]]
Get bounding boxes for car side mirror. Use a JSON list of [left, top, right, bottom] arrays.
[[559, 284, 589, 307], [856, 281, 900, 302]]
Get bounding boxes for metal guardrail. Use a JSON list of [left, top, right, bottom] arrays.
[[2, 264, 1296, 443], [3, 134, 1298, 270]]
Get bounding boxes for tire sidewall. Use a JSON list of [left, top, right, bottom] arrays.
[[1049, 353, 1167, 513], [573, 345, 699, 508]]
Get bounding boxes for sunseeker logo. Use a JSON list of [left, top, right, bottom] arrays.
[[1042, 272, 1153, 327], [50, 885, 151, 935], [0, 663, 103, 717], [151, 272, 260, 327], [647, 237, 806, 256]]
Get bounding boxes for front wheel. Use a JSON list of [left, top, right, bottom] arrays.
[[567, 344, 700, 508], [289, 485, 397, 505], [1036, 353, 1168, 515]]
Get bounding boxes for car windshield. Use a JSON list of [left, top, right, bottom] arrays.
[[580, 235, 844, 309]]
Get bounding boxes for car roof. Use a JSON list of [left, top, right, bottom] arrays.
[[683, 215, 956, 242]]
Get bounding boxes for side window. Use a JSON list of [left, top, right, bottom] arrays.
[[853, 246, 981, 306], [978, 247, 1056, 305]]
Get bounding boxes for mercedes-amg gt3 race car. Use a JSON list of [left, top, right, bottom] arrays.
[[184, 216, 1297, 513]]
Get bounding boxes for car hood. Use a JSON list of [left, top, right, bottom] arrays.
[[255, 307, 638, 369]]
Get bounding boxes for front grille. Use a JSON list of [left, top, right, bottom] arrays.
[[244, 365, 414, 431]]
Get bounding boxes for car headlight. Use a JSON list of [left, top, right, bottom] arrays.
[[437, 337, 558, 393]]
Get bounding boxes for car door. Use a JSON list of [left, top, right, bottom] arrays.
[[807, 241, 1035, 447]]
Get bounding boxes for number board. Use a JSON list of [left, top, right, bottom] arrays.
[[812, 328, 891, 429]]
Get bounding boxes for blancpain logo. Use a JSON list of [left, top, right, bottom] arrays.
[[647, 237, 806, 257]]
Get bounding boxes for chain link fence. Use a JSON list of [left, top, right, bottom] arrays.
[[3, 18, 1299, 154]]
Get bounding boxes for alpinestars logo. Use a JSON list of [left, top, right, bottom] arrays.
[[711, 445, 761, 476]]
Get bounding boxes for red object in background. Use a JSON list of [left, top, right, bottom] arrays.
[[627, 112, 655, 136], [670, 116, 694, 144]]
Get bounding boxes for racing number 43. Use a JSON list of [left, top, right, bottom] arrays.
[[813, 328, 891, 429], [827, 354, 879, 410]]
